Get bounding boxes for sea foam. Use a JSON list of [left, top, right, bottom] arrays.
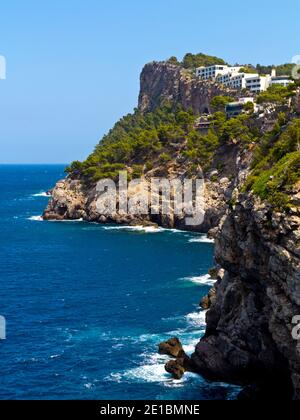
[[186, 310, 207, 328], [189, 235, 215, 243], [32, 192, 51, 198], [28, 215, 43, 222], [181, 274, 216, 287], [103, 225, 163, 233]]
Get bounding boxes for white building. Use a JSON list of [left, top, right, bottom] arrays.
[[218, 72, 259, 90], [270, 75, 293, 87], [245, 75, 271, 93], [196, 65, 242, 80], [196, 64, 294, 93]]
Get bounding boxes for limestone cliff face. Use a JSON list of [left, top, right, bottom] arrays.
[[44, 169, 234, 233], [138, 61, 238, 114], [192, 194, 300, 399]]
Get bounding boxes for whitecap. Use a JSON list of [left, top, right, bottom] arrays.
[[186, 310, 207, 328], [28, 215, 43, 222], [48, 218, 84, 223], [50, 354, 61, 359], [103, 225, 163, 233], [84, 383, 94, 389], [32, 192, 51, 198], [182, 274, 216, 287], [189, 236, 215, 243], [122, 363, 172, 383], [105, 372, 123, 383], [182, 339, 200, 355], [166, 228, 187, 234], [102, 225, 196, 234]]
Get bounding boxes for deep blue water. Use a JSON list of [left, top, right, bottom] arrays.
[[0, 165, 238, 400]]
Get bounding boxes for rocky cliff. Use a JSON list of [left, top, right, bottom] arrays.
[[44, 62, 248, 232], [192, 193, 300, 399], [43, 58, 300, 399], [138, 61, 238, 114], [43, 158, 241, 233]]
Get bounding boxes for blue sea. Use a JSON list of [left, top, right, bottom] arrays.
[[0, 165, 239, 400]]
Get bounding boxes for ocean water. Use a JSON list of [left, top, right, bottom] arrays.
[[0, 165, 239, 400]]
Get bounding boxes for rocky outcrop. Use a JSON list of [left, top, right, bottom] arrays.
[[200, 286, 217, 310], [159, 338, 193, 380], [138, 61, 238, 114], [192, 194, 300, 399], [159, 337, 185, 358], [43, 175, 233, 232], [44, 61, 252, 232], [43, 179, 87, 221], [165, 356, 192, 380], [43, 142, 251, 233]]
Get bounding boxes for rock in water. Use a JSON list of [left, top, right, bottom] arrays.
[[165, 354, 193, 380], [158, 337, 185, 358], [159, 338, 194, 380], [165, 359, 186, 380], [200, 286, 217, 310]]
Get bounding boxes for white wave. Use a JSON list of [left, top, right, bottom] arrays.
[[50, 354, 60, 359], [182, 339, 200, 355], [48, 218, 84, 223], [186, 310, 207, 328], [189, 235, 215, 243], [84, 383, 94, 389], [182, 274, 216, 287], [105, 318, 208, 387], [167, 228, 187, 234], [103, 225, 163, 233], [113, 359, 205, 387], [122, 363, 173, 383], [32, 192, 51, 198], [102, 225, 194, 234], [28, 215, 43, 221]]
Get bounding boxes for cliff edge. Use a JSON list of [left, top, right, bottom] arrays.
[[192, 194, 300, 399], [138, 61, 237, 114]]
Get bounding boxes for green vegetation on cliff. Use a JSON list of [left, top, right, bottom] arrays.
[[182, 53, 226, 70], [166, 53, 295, 79], [257, 84, 294, 105], [256, 63, 294, 77], [211, 96, 235, 111], [67, 98, 263, 186], [244, 119, 300, 209], [67, 104, 197, 184]]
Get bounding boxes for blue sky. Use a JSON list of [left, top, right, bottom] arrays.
[[0, 0, 300, 164]]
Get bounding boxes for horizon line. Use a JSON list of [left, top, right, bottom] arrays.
[[0, 162, 69, 165]]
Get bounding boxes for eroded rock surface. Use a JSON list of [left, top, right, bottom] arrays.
[[192, 195, 300, 399], [138, 61, 238, 114]]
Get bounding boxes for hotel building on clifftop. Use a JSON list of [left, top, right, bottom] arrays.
[[196, 65, 293, 93]]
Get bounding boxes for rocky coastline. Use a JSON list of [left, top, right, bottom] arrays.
[[191, 194, 300, 399], [43, 58, 300, 400]]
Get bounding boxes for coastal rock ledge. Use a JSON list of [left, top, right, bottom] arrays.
[[192, 194, 300, 400]]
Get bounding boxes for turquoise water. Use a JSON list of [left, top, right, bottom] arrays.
[[0, 165, 238, 400]]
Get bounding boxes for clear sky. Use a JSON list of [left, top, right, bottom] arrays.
[[1, 0, 300, 164]]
